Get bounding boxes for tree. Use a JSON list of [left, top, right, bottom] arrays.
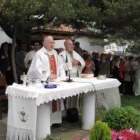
[[0, 0, 4, 11], [1, 0, 140, 82], [102, 0, 140, 40], [126, 40, 140, 54], [0, 0, 101, 82], [92, 0, 140, 52], [0, 0, 47, 82], [82, 0, 140, 53]]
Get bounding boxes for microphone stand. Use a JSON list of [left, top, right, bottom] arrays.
[[66, 70, 73, 82], [61, 55, 73, 82]]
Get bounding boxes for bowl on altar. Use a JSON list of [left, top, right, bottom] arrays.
[[97, 75, 106, 80], [44, 84, 57, 89], [80, 74, 94, 78]]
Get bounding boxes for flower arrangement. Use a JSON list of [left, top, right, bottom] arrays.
[[111, 129, 140, 140]]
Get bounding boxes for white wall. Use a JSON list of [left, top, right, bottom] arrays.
[[0, 27, 12, 46], [54, 40, 65, 49], [54, 36, 104, 53], [76, 36, 104, 53]]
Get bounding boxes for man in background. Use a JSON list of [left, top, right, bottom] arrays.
[[24, 41, 42, 69], [16, 43, 27, 83], [74, 41, 83, 57]]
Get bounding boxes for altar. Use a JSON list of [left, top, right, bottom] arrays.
[[6, 78, 121, 140]]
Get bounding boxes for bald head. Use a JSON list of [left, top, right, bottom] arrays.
[[110, 51, 115, 56], [64, 39, 74, 53], [43, 36, 54, 51]]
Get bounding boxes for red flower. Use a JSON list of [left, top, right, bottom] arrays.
[[111, 129, 140, 140]]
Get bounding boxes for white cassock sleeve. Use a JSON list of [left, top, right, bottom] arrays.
[[73, 51, 85, 73], [77, 54, 85, 71], [27, 53, 50, 81], [58, 55, 66, 77]]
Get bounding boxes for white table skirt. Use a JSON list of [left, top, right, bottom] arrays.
[[6, 78, 121, 140], [96, 87, 120, 109]]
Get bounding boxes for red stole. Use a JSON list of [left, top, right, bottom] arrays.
[[48, 55, 57, 75], [48, 55, 57, 112]]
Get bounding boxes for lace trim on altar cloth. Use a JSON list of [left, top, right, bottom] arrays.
[[6, 126, 35, 140]]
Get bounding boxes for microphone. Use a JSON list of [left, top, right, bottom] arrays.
[[61, 55, 73, 82]]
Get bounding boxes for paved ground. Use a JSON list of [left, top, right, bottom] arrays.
[[0, 113, 90, 140]]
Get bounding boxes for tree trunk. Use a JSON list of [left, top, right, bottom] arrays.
[[11, 27, 18, 83]]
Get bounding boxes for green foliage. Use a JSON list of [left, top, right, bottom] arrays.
[[42, 135, 60, 140], [1, 0, 140, 52], [1, 0, 46, 26], [89, 121, 111, 140], [100, 0, 140, 51], [0, 0, 4, 12], [126, 40, 140, 54], [90, 38, 108, 46], [101, 0, 140, 37], [103, 106, 140, 131], [0, 0, 102, 42], [0, 0, 101, 31]]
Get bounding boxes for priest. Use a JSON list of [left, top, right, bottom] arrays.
[[59, 39, 85, 109], [27, 36, 65, 125], [59, 39, 85, 78]]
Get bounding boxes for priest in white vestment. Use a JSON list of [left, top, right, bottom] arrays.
[[59, 39, 85, 109], [27, 36, 65, 125]]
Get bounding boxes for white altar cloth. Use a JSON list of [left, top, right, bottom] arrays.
[[6, 78, 121, 140], [6, 78, 120, 106]]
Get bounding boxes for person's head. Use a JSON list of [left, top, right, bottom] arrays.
[[83, 53, 91, 61], [116, 56, 120, 62], [0, 42, 9, 53], [120, 57, 124, 63], [33, 41, 42, 51], [43, 36, 54, 51], [58, 48, 64, 54], [74, 41, 80, 48], [100, 53, 106, 61], [83, 50, 88, 54], [20, 43, 27, 52], [103, 51, 109, 60], [137, 56, 140, 62], [110, 52, 115, 57], [95, 53, 100, 59], [64, 39, 74, 53], [111, 60, 116, 67], [125, 56, 129, 62], [129, 56, 134, 62]]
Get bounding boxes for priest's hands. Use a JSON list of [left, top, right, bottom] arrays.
[[49, 74, 57, 81], [72, 59, 79, 66]]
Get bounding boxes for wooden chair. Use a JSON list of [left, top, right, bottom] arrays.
[[0, 71, 8, 120]]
